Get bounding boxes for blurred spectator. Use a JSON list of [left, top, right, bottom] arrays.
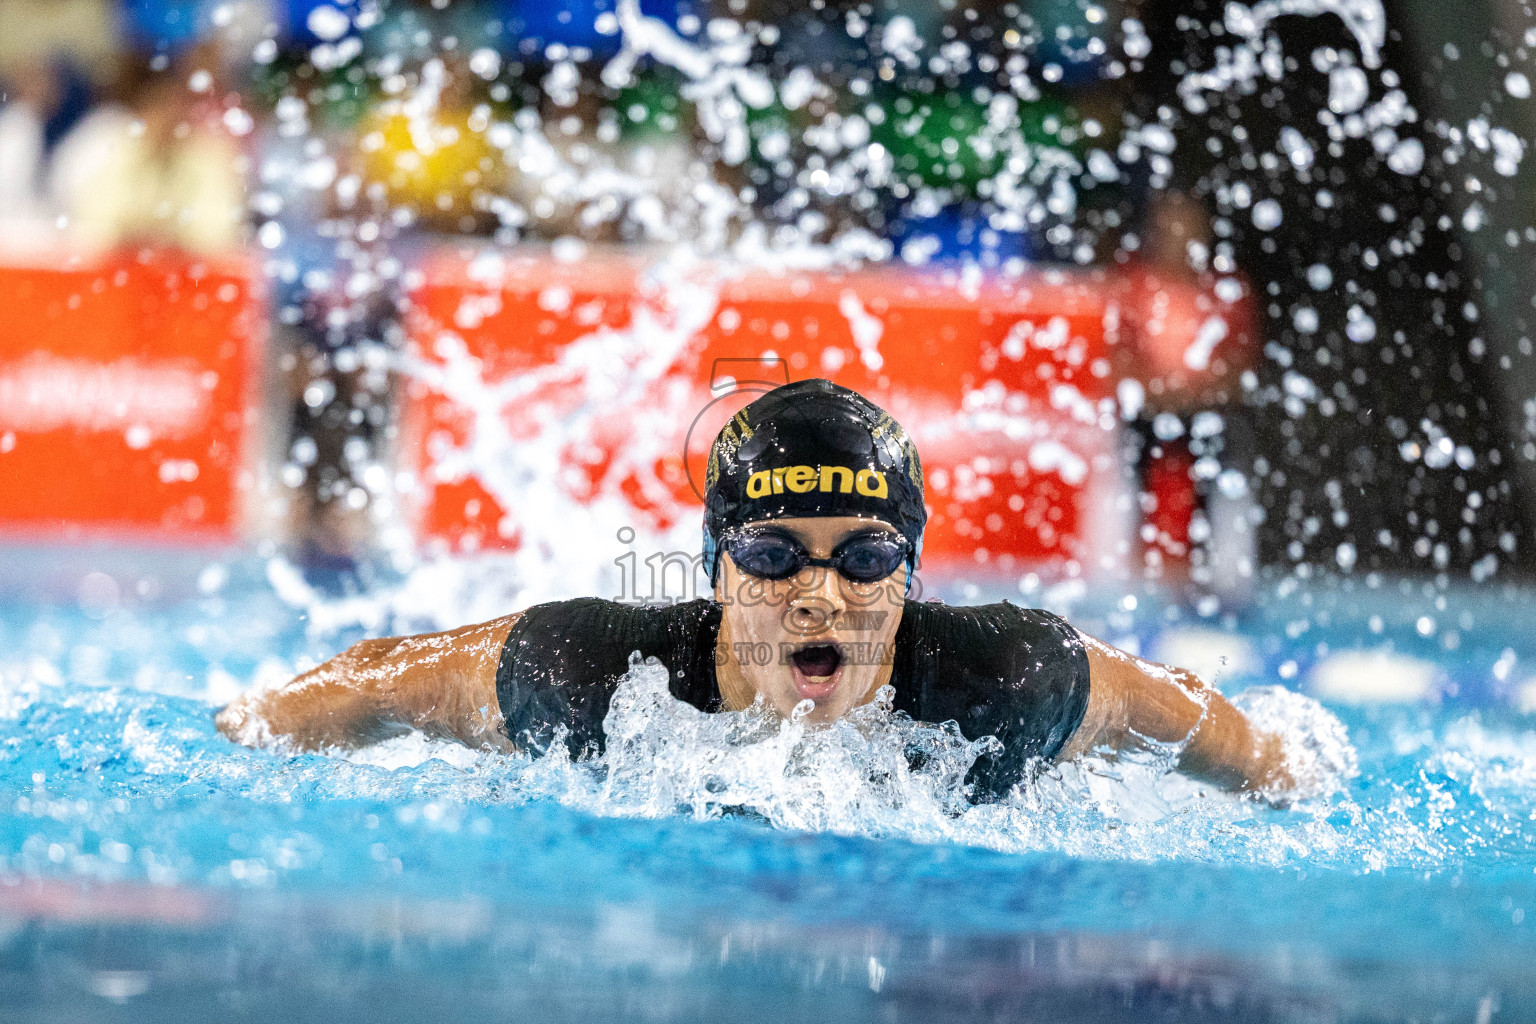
[[51, 61, 247, 256], [0, 63, 61, 227], [279, 287, 402, 571], [0, 60, 93, 254], [1122, 190, 1258, 591]]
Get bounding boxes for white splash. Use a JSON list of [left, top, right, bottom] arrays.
[[1183, 315, 1230, 372], [1224, 0, 1386, 68], [1182, 0, 1522, 184], [837, 290, 886, 372], [579, 659, 993, 833], [604, 2, 773, 168], [321, 656, 1377, 864], [1231, 685, 1359, 801]]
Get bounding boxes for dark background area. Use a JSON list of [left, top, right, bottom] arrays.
[[1135, 0, 1532, 581]]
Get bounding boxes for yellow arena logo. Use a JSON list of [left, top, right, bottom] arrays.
[[745, 466, 889, 499]]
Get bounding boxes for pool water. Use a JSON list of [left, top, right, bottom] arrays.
[[2, 548, 1534, 1022]]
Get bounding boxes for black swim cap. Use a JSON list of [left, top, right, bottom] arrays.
[[701, 379, 926, 582]]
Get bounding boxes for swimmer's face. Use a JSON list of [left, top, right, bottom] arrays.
[[715, 515, 907, 724]]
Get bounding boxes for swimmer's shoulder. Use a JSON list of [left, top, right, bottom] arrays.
[[893, 599, 1089, 726], [498, 596, 722, 708], [896, 597, 1081, 651]]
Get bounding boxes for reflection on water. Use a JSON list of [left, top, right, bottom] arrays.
[[1, 876, 1527, 1023]]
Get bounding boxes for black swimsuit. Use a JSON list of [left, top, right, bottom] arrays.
[[495, 598, 1090, 801]]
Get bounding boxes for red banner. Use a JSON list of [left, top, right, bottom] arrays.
[[0, 256, 262, 541]]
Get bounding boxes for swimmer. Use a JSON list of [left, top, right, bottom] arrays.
[[218, 380, 1295, 800]]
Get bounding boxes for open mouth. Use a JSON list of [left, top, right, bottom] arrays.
[[788, 644, 844, 701]]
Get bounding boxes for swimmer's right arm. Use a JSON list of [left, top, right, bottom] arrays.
[[215, 614, 520, 752]]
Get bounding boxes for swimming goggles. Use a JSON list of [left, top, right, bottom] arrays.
[[723, 529, 910, 584]]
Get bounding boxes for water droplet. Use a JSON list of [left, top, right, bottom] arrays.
[[1387, 137, 1424, 175], [198, 564, 229, 595], [469, 48, 501, 80], [1335, 542, 1357, 571], [1217, 470, 1249, 499], [1279, 126, 1315, 170], [307, 4, 351, 42], [222, 107, 254, 137], [1346, 306, 1376, 343], [1252, 199, 1283, 231], [1328, 66, 1369, 114], [1152, 412, 1184, 441], [1490, 127, 1525, 176]]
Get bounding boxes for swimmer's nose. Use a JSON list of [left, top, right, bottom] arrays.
[[785, 599, 834, 637], [785, 568, 844, 635]]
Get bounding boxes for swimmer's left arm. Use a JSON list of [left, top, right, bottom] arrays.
[[1057, 632, 1292, 796]]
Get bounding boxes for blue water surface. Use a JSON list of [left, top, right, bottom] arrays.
[[1, 547, 1534, 1023]]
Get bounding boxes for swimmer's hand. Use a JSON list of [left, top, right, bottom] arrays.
[[1238, 730, 1299, 804], [216, 615, 521, 753], [1060, 633, 1302, 803], [213, 695, 269, 748]]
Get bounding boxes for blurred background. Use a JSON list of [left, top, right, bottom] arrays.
[[1, 0, 1534, 678]]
